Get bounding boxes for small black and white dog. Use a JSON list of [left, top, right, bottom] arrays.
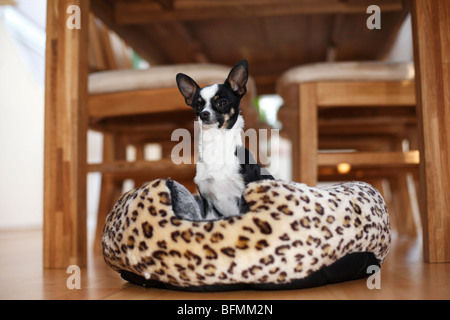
[[175, 60, 274, 220]]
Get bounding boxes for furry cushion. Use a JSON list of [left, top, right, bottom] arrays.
[[102, 179, 391, 291]]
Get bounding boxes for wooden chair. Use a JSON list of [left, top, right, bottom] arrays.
[[277, 61, 419, 236]]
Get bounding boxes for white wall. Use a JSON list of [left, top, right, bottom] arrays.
[[0, 18, 44, 229]]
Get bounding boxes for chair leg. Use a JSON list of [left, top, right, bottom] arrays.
[[298, 83, 318, 186], [94, 174, 123, 252], [133, 141, 147, 189], [94, 132, 126, 252], [389, 174, 417, 237]]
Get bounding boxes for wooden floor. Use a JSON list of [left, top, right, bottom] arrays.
[[1, 229, 449, 300]]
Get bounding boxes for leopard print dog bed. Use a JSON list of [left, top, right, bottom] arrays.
[[102, 179, 391, 291]]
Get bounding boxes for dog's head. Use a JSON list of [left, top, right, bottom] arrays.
[[176, 60, 248, 129]]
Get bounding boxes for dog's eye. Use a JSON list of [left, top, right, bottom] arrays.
[[216, 98, 228, 110], [194, 99, 205, 111]]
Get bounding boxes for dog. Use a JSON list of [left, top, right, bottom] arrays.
[[176, 60, 274, 220]]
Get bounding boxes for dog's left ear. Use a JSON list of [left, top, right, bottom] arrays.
[[225, 60, 248, 96], [176, 73, 200, 106]]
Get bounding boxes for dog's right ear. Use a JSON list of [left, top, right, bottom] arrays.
[[176, 73, 200, 106]]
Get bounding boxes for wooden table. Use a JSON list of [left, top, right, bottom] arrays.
[[89, 0, 411, 95], [43, 0, 450, 268]]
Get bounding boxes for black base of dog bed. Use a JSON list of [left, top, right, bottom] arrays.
[[120, 252, 379, 292]]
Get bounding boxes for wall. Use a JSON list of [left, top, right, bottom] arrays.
[[0, 18, 44, 228]]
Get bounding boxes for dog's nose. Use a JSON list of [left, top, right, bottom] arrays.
[[200, 111, 210, 121]]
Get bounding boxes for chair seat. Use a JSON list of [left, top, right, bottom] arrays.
[[88, 63, 259, 129], [277, 61, 415, 87], [89, 63, 256, 94]]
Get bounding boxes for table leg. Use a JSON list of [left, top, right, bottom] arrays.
[[43, 0, 90, 268], [411, 0, 450, 263]]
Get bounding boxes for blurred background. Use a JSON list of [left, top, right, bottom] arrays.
[[0, 0, 413, 230]]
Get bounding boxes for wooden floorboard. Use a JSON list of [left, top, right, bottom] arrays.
[[0, 229, 449, 300]]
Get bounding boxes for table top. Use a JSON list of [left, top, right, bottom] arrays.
[[91, 0, 409, 94]]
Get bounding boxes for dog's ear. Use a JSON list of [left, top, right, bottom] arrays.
[[225, 60, 248, 96], [176, 73, 200, 106]]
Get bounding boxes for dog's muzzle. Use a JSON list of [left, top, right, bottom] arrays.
[[199, 110, 210, 121], [199, 110, 217, 125]]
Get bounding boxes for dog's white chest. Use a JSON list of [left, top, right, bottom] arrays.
[[195, 116, 245, 217]]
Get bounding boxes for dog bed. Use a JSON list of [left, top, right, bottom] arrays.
[[102, 178, 391, 291]]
